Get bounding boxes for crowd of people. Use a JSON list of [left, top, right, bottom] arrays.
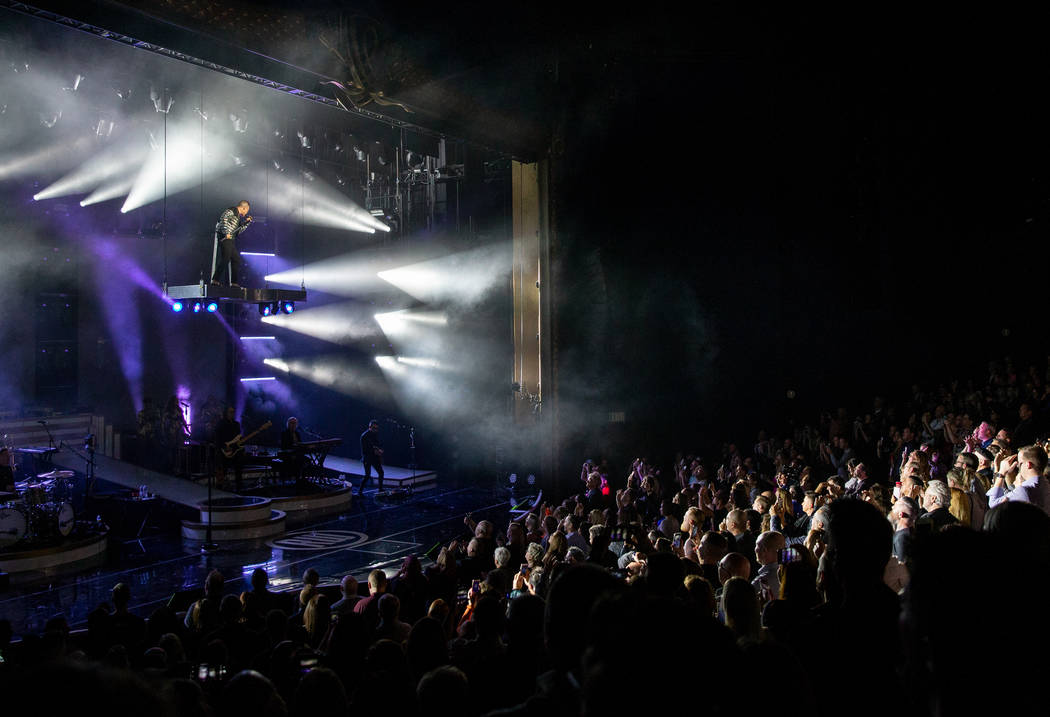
[[3, 356, 1050, 716]]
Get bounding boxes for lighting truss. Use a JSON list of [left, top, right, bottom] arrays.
[[0, 1, 484, 151]]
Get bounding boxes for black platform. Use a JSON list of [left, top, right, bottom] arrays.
[[165, 284, 307, 304]]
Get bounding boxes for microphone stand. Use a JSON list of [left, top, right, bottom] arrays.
[[409, 428, 416, 481], [201, 468, 218, 554], [38, 421, 55, 451]]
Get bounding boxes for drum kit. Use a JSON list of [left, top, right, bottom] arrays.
[[0, 470, 76, 549]]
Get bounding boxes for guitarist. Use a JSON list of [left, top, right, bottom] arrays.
[[359, 419, 384, 496], [214, 406, 244, 491]]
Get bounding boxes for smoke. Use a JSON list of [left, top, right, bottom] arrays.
[[377, 242, 512, 307]]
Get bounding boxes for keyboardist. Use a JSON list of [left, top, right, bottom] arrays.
[[279, 417, 305, 483], [281, 417, 302, 449]]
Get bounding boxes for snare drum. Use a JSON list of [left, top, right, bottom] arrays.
[[0, 504, 28, 548]]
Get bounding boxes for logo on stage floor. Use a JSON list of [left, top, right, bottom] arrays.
[[268, 530, 369, 551]]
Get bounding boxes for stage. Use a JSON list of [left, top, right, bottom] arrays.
[[0, 477, 511, 638], [324, 455, 439, 492]]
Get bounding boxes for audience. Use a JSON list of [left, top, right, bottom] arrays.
[[5, 353, 1050, 714]]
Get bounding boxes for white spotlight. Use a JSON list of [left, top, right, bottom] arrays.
[[377, 243, 510, 305], [263, 358, 290, 372]]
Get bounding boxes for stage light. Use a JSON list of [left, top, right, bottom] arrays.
[[80, 178, 134, 206], [282, 302, 294, 314], [374, 310, 448, 338], [0, 138, 92, 181], [240, 336, 276, 341], [260, 303, 273, 317], [206, 301, 218, 313], [396, 356, 442, 369], [171, 301, 184, 313], [121, 122, 237, 212], [241, 252, 276, 257], [62, 74, 84, 93], [260, 302, 380, 345], [261, 354, 391, 401], [374, 355, 405, 374], [240, 170, 385, 233], [34, 140, 146, 201], [262, 358, 290, 372], [95, 118, 115, 138], [239, 377, 276, 382], [192, 301, 202, 313], [405, 150, 425, 170], [150, 86, 173, 113], [377, 242, 510, 305], [229, 110, 248, 133]]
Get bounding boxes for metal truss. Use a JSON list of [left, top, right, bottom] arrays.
[[0, 0, 456, 145]]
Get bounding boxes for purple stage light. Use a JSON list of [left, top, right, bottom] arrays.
[[239, 377, 276, 382]]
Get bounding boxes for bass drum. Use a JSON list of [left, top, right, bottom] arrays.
[[56, 501, 75, 537], [30, 502, 75, 540], [0, 504, 28, 548]]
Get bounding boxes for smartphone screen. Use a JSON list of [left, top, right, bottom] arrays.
[[519, 564, 529, 576], [672, 533, 683, 548]]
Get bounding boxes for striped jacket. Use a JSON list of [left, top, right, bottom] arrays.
[[215, 208, 249, 239]]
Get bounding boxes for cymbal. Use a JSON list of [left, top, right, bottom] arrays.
[[37, 470, 74, 479]]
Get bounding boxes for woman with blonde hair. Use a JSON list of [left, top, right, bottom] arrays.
[[948, 487, 972, 527], [946, 467, 984, 529], [303, 592, 331, 648]]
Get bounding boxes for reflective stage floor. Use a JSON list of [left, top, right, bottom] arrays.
[[0, 473, 516, 637]]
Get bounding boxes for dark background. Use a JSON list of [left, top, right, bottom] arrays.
[[3, 3, 1050, 488]]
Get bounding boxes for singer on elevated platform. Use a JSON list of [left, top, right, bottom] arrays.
[[210, 200, 252, 288]]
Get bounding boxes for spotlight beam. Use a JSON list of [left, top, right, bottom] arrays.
[[34, 141, 146, 201], [261, 301, 382, 345]]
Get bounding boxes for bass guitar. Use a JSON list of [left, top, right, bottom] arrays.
[[222, 421, 272, 458]]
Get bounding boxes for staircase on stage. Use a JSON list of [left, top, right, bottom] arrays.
[[323, 456, 438, 492]]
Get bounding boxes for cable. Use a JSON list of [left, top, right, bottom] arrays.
[[200, 88, 205, 284], [162, 95, 168, 286], [300, 145, 306, 290]]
